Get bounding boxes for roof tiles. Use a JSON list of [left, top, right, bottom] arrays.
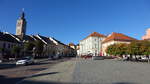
[[82, 32, 106, 41], [102, 32, 137, 43]]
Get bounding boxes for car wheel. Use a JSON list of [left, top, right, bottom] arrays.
[[31, 61, 34, 64], [25, 62, 28, 66]]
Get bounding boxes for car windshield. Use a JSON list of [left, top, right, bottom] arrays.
[[21, 58, 29, 60], [21, 57, 31, 60]]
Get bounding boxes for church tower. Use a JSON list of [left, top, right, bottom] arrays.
[[16, 9, 27, 37]]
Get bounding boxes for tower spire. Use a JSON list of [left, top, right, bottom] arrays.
[[22, 8, 24, 12], [16, 9, 27, 38], [20, 8, 25, 19]]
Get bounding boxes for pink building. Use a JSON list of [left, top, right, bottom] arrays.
[[142, 28, 150, 40]]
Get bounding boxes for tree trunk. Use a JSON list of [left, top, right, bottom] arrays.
[[1, 49, 4, 61], [129, 54, 133, 61], [146, 55, 149, 63], [135, 55, 138, 62], [15, 54, 17, 60]]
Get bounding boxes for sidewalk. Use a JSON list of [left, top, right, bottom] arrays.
[[17, 60, 76, 84]]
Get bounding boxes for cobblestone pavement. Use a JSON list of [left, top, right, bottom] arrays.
[[72, 59, 150, 84], [18, 58, 150, 84], [18, 58, 76, 84], [0, 58, 72, 84]]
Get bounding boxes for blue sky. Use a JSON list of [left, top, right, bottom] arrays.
[[0, 0, 150, 44]]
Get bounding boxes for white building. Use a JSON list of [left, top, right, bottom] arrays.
[[102, 32, 137, 56], [79, 32, 106, 56]]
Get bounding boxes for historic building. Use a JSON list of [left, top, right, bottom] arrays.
[[49, 37, 76, 57], [16, 10, 27, 39], [0, 10, 77, 61], [142, 28, 150, 40], [102, 32, 137, 56], [33, 35, 56, 58], [79, 32, 106, 56], [68, 43, 76, 49], [0, 32, 21, 59]]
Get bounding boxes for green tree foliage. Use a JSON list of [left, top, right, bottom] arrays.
[[116, 43, 128, 56], [106, 40, 150, 58], [106, 44, 117, 56], [34, 40, 44, 56], [128, 41, 141, 55], [140, 40, 150, 56], [106, 43, 128, 57], [11, 46, 21, 59], [24, 42, 35, 55]]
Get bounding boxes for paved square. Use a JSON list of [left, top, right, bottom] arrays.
[[72, 59, 150, 84], [18, 59, 150, 84]]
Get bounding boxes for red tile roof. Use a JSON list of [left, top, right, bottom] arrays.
[[89, 32, 106, 37], [102, 32, 137, 43], [81, 32, 106, 41]]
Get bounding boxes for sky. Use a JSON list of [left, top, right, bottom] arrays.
[[0, 0, 150, 44]]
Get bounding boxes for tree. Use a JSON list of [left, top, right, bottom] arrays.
[[106, 43, 128, 57], [11, 46, 21, 59], [106, 40, 150, 62], [139, 40, 150, 55], [24, 42, 35, 55], [115, 43, 128, 57], [34, 40, 44, 57], [140, 40, 150, 62], [0, 47, 4, 60], [106, 44, 118, 56], [127, 41, 141, 60]]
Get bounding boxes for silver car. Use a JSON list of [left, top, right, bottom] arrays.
[[16, 56, 34, 65]]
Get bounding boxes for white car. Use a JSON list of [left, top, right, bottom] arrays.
[[16, 56, 34, 65]]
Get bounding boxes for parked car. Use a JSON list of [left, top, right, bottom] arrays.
[[138, 56, 149, 62], [80, 55, 92, 59], [16, 56, 34, 65], [92, 56, 105, 60]]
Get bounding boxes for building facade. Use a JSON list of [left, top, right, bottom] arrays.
[[68, 43, 76, 49], [33, 35, 56, 58], [0, 32, 21, 59], [102, 32, 137, 56], [79, 32, 106, 56]]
